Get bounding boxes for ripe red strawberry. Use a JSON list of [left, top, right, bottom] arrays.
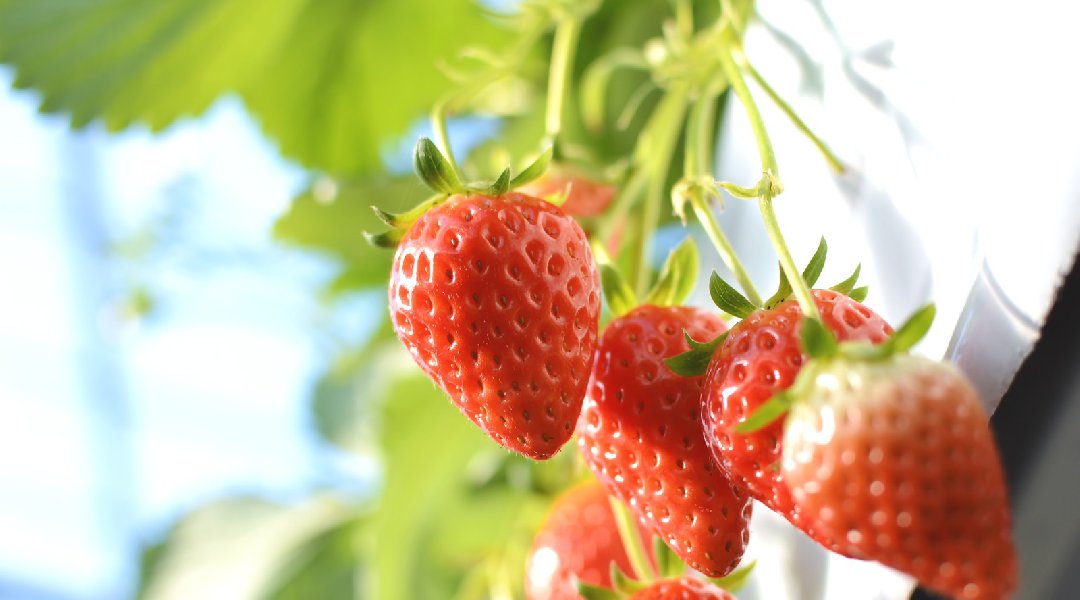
[[389, 192, 600, 459], [781, 355, 1018, 600], [629, 577, 735, 600], [702, 289, 891, 552], [578, 305, 752, 577], [520, 170, 616, 218], [526, 481, 655, 600]]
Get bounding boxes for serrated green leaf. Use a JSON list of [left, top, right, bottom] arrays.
[[664, 330, 728, 377], [802, 237, 828, 288], [708, 271, 757, 318], [0, 0, 510, 173], [601, 264, 637, 317], [735, 390, 794, 433], [643, 237, 699, 307], [830, 263, 862, 296], [709, 560, 756, 592], [800, 317, 838, 359], [849, 285, 869, 302], [883, 303, 936, 354], [509, 146, 553, 189]]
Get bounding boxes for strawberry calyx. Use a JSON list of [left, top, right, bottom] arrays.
[[364, 139, 553, 248], [574, 559, 756, 600], [736, 303, 937, 434], [599, 237, 701, 318], [665, 237, 865, 377]]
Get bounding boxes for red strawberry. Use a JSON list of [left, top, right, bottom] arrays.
[[781, 355, 1017, 600], [702, 289, 891, 552], [526, 481, 655, 600], [389, 192, 600, 459], [629, 577, 735, 599], [578, 305, 752, 577], [520, 170, 616, 218]]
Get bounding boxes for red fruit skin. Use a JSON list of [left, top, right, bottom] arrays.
[[629, 577, 736, 600], [526, 481, 655, 600], [782, 356, 1018, 600], [389, 193, 600, 459], [702, 290, 891, 552], [578, 306, 752, 577], [520, 173, 616, 218]]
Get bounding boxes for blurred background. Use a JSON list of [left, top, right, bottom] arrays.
[[1, 1, 1079, 599]]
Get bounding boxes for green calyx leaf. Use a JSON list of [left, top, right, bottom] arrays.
[[414, 137, 465, 195], [485, 166, 512, 196], [643, 237, 700, 307], [736, 390, 794, 434], [765, 237, 827, 309], [709, 271, 757, 319], [709, 560, 756, 592], [848, 285, 869, 302], [653, 535, 684, 579], [508, 146, 553, 190], [363, 228, 406, 249], [371, 194, 446, 230], [601, 264, 638, 317], [881, 303, 936, 354], [664, 330, 729, 377], [575, 578, 622, 600], [610, 563, 645, 594], [799, 317, 838, 359], [829, 263, 862, 296]]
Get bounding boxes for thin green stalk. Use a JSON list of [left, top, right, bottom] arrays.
[[674, 0, 694, 39], [544, 16, 582, 145], [716, 27, 820, 320], [738, 53, 844, 173], [609, 497, 657, 582], [685, 91, 763, 305], [430, 101, 466, 184]]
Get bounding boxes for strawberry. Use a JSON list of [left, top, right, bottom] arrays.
[[578, 305, 752, 577], [520, 169, 616, 218], [701, 289, 891, 551], [526, 481, 655, 600], [629, 577, 735, 600], [388, 191, 600, 459], [781, 354, 1017, 599]]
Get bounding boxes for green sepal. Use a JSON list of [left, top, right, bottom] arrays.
[[643, 237, 699, 307], [709, 272, 757, 319], [370, 194, 446, 230], [487, 166, 512, 196], [575, 578, 622, 600], [664, 330, 728, 377], [601, 264, 638, 317], [764, 237, 828, 308], [736, 390, 794, 433], [799, 317, 838, 359], [414, 137, 465, 195], [653, 535, 684, 579], [882, 303, 936, 354], [610, 563, 645, 594], [829, 263, 862, 296], [709, 560, 757, 592], [363, 228, 406, 249], [848, 285, 869, 302], [509, 146, 553, 190]]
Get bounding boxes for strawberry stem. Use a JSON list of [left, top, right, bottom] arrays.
[[684, 90, 763, 306], [715, 24, 821, 321], [609, 496, 657, 583], [544, 14, 583, 147]]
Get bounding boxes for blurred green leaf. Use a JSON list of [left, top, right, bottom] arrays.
[[137, 495, 355, 600], [0, 0, 509, 173]]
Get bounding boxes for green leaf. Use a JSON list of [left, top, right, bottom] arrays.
[[801, 237, 828, 288], [0, 0, 510, 173], [372, 194, 446, 230], [799, 318, 838, 359], [576, 579, 622, 600], [509, 146, 553, 189], [883, 303, 936, 354], [262, 517, 367, 600], [601, 264, 638, 317], [415, 137, 465, 194], [736, 391, 794, 433], [364, 229, 406, 248], [643, 237, 700, 307], [849, 285, 869, 303], [663, 330, 728, 377], [709, 560, 756, 592], [708, 271, 757, 319], [763, 263, 793, 309], [274, 176, 428, 294], [829, 263, 862, 296]]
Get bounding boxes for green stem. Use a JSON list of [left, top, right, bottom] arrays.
[[545, 15, 582, 146], [717, 27, 820, 320], [738, 53, 844, 173], [674, 0, 693, 39], [685, 91, 763, 305], [609, 496, 656, 582]]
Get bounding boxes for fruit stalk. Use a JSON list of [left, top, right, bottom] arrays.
[[609, 496, 657, 582], [544, 14, 583, 146]]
